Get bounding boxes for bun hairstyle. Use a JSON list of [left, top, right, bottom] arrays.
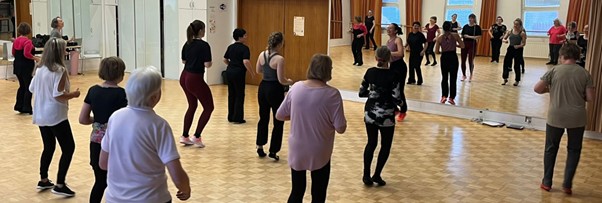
[[442, 21, 452, 32], [267, 32, 284, 50], [375, 46, 391, 67], [391, 23, 403, 35], [187, 20, 205, 44]]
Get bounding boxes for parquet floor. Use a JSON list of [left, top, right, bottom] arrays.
[[328, 46, 551, 118], [1, 71, 602, 202]]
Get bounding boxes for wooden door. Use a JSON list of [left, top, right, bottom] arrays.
[[15, 0, 32, 38], [238, 0, 285, 85]]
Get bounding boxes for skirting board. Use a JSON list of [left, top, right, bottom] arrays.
[[339, 90, 602, 141]]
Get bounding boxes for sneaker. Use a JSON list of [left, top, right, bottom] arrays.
[[461, 76, 466, 81], [431, 61, 437, 66], [440, 97, 447, 104], [563, 187, 572, 195], [396, 112, 406, 122], [540, 183, 551, 192], [51, 185, 75, 197], [179, 136, 194, 145], [545, 62, 554, 65], [192, 137, 205, 148], [448, 98, 456, 105], [37, 180, 54, 190]]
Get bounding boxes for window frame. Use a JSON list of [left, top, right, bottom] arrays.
[[381, 1, 400, 29], [444, 0, 474, 24], [522, 0, 561, 37]]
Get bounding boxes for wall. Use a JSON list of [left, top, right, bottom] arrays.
[[329, 0, 351, 47], [206, 0, 235, 85]]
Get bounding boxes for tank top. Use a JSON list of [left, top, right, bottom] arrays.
[[509, 29, 523, 46], [387, 37, 401, 62], [262, 51, 278, 82], [440, 34, 457, 52]]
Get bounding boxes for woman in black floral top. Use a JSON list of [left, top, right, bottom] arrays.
[[359, 46, 402, 186]]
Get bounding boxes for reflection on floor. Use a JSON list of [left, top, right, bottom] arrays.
[[328, 46, 551, 118], [2, 72, 602, 202]]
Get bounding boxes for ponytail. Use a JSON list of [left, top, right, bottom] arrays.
[[186, 20, 205, 44], [391, 23, 403, 35]]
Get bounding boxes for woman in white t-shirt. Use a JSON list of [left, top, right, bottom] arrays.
[[29, 38, 81, 197], [99, 67, 191, 203]]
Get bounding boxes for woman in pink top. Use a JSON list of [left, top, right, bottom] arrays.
[[12, 23, 40, 114], [276, 54, 347, 203], [350, 16, 368, 66], [547, 19, 567, 65]]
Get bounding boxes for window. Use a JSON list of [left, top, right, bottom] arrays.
[[522, 0, 560, 36], [381, 0, 400, 27], [445, 0, 474, 25]]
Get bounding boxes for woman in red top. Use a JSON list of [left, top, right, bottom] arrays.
[[423, 16, 441, 66], [350, 16, 367, 66], [546, 19, 567, 65], [12, 23, 40, 114]]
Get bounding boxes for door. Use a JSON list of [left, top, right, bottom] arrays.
[[192, 0, 207, 10], [179, 0, 192, 9], [31, 1, 48, 35], [177, 8, 192, 76], [104, 5, 118, 57]]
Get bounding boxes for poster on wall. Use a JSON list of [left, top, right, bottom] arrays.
[[293, 16, 304, 36], [209, 6, 217, 34]]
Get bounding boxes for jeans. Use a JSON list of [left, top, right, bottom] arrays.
[[288, 161, 331, 203], [542, 124, 585, 189], [549, 44, 562, 64]]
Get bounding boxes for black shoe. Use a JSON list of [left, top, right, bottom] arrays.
[[257, 148, 266, 157], [417, 82, 423, 86], [232, 120, 246, 124], [513, 81, 519, 86], [425, 61, 431, 65], [546, 62, 554, 65], [522, 68, 525, 74], [371, 176, 386, 186], [37, 180, 54, 190], [431, 62, 437, 66], [407, 81, 416, 85], [502, 79, 508, 85], [362, 176, 373, 186], [357, 63, 363, 66], [51, 185, 75, 197], [268, 152, 279, 161], [353, 62, 357, 66]]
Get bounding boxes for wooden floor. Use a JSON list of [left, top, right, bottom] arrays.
[[1, 71, 602, 202], [328, 46, 551, 118]]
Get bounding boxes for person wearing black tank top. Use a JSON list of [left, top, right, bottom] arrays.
[[364, 10, 377, 50], [255, 32, 293, 161], [451, 14, 461, 33]]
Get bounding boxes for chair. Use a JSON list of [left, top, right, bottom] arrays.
[[2, 41, 15, 81]]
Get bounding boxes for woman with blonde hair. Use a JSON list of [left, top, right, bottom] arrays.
[[502, 18, 527, 86]]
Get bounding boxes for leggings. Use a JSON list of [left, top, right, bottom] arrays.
[[39, 120, 75, 185], [256, 80, 285, 153], [461, 41, 477, 77], [408, 52, 424, 84], [90, 142, 106, 203], [363, 123, 394, 178], [502, 47, 524, 82], [352, 38, 365, 64], [180, 70, 214, 138], [491, 39, 503, 62], [288, 161, 331, 203], [365, 30, 377, 49], [390, 59, 408, 113], [440, 51, 459, 99], [14, 73, 33, 113], [425, 41, 436, 63], [542, 124, 585, 189]]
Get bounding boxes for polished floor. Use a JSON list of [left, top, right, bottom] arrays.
[[1, 71, 602, 202], [328, 46, 551, 118]]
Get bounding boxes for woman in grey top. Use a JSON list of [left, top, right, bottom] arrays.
[[501, 18, 527, 86], [50, 16, 64, 39]]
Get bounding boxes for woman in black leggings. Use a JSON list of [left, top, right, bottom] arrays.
[[436, 21, 464, 105], [406, 21, 428, 85], [502, 18, 527, 86], [423, 16, 441, 66], [351, 16, 367, 66]]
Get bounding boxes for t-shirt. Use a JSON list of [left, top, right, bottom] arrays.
[[451, 21, 460, 33], [359, 67, 403, 127], [491, 24, 507, 39], [425, 24, 439, 42], [540, 64, 594, 128], [547, 25, 567, 44], [407, 32, 427, 53], [102, 106, 180, 203], [84, 85, 127, 124], [276, 82, 347, 171], [224, 42, 250, 73], [29, 65, 69, 126], [365, 16, 374, 30], [181, 39, 212, 74], [461, 24, 482, 43]]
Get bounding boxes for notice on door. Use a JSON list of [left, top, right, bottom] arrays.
[[293, 16, 305, 36]]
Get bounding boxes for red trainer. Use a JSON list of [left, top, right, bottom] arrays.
[[440, 97, 447, 104], [396, 113, 406, 122], [448, 98, 456, 105], [563, 187, 572, 195], [540, 184, 551, 192]]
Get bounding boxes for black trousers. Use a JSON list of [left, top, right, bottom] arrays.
[[491, 39, 503, 62], [425, 42, 437, 63], [352, 38, 365, 64], [226, 70, 246, 122], [542, 124, 585, 189], [39, 120, 75, 185], [14, 73, 33, 113], [90, 142, 107, 203], [288, 161, 331, 203], [408, 52, 424, 84], [440, 52, 459, 99], [502, 47, 524, 82], [365, 30, 377, 49], [363, 123, 394, 178], [390, 59, 408, 113], [256, 81, 284, 153], [549, 44, 562, 64]]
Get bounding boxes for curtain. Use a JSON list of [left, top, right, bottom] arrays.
[[567, 0, 591, 31], [585, 0, 602, 133], [476, 0, 497, 56], [330, 0, 343, 39], [351, 0, 381, 45], [405, 0, 422, 35]]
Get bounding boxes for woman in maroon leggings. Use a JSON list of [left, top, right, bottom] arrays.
[[179, 20, 214, 148]]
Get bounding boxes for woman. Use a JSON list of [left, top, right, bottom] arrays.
[[99, 67, 191, 202], [224, 28, 254, 124], [360, 46, 403, 186], [546, 19, 567, 65], [450, 14, 461, 33], [460, 14, 482, 82], [78, 57, 127, 203], [435, 21, 465, 105], [387, 23, 408, 121], [50, 16, 65, 39], [276, 54, 347, 203], [502, 18, 527, 87], [423, 16, 441, 66], [351, 16, 367, 66], [364, 10, 377, 50], [50, 16, 79, 75], [577, 25, 588, 67], [489, 16, 507, 63], [179, 20, 213, 148], [29, 38, 80, 197], [256, 32, 293, 161], [406, 21, 428, 85], [566, 21, 579, 44], [12, 22, 39, 114]]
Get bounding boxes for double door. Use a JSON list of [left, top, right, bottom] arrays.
[[173, 0, 207, 79]]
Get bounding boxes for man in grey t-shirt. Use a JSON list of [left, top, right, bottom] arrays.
[[534, 43, 595, 194]]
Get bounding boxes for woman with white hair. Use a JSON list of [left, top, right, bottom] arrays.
[[99, 67, 191, 202], [546, 19, 567, 65]]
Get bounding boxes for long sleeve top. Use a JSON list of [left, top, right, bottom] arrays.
[[12, 36, 35, 60], [359, 67, 403, 127]]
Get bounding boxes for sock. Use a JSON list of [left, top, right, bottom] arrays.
[[56, 184, 64, 188]]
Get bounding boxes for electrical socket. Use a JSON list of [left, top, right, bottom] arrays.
[[525, 116, 532, 124]]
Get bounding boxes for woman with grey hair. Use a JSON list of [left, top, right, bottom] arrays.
[[99, 66, 191, 202], [50, 16, 65, 39]]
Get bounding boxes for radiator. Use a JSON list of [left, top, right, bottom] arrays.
[[501, 37, 549, 59]]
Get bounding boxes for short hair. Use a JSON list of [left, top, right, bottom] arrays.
[[430, 16, 437, 21], [51, 16, 61, 29], [559, 43, 581, 61], [355, 16, 363, 23], [412, 21, 421, 27], [469, 14, 476, 19], [497, 16, 504, 22], [375, 46, 391, 67], [125, 66, 163, 108], [451, 14, 457, 17], [233, 28, 246, 41], [306, 54, 333, 82], [99, 57, 126, 82], [568, 21, 577, 29], [17, 22, 31, 36], [37, 38, 66, 72], [443, 21, 452, 32]]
